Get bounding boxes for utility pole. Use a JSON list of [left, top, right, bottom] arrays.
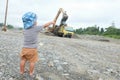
[[112, 21, 115, 27], [2, 0, 9, 32]]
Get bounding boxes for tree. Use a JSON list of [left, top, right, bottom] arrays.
[[84, 26, 99, 35], [75, 25, 100, 35], [75, 28, 83, 34], [100, 28, 104, 34], [104, 26, 120, 35], [74, 25, 120, 39]]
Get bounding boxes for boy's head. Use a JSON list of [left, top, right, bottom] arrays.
[[22, 12, 37, 29]]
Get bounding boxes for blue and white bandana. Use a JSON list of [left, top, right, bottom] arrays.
[[22, 12, 37, 29]]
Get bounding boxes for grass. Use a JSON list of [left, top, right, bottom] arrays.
[[104, 35, 120, 39]]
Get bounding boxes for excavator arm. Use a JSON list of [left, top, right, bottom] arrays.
[[53, 8, 68, 27]]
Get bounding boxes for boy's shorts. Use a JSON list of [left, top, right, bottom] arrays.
[[20, 48, 38, 63]]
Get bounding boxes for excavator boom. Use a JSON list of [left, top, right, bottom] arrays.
[[53, 8, 64, 28]]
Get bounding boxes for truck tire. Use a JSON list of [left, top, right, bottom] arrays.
[[68, 35, 72, 38], [58, 33, 63, 37]]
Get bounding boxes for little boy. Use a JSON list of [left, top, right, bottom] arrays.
[[20, 12, 54, 76]]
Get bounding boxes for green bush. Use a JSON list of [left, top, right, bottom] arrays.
[[7, 24, 14, 29], [75, 25, 120, 39], [18, 28, 23, 30], [0, 23, 3, 27], [104, 35, 120, 39]]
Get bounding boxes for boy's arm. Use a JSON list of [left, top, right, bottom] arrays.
[[36, 21, 55, 32], [43, 21, 55, 28]]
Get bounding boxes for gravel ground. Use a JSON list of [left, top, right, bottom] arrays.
[[0, 30, 120, 80]]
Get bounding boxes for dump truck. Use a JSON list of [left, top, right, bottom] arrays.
[[47, 8, 74, 38]]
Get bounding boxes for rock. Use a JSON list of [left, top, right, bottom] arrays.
[[35, 74, 44, 80], [98, 39, 110, 42], [9, 77, 14, 80], [106, 68, 113, 72], [62, 62, 68, 65], [41, 57, 46, 61], [48, 61, 54, 67], [0, 63, 6, 67], [62, 73, 69, 76], [87, 69, 100, 75], [53, 60, 59, 63], [57, 65, 63, 71], [99, 77, 103, 80], [39, 42, 44, 46], [0, 72, 3, 77]]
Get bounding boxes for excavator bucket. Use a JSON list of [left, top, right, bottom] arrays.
[[60, 11, 68, 26]]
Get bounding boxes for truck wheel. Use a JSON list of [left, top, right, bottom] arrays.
[[59, 33, 63, 37], [68, 35, 72, 38]]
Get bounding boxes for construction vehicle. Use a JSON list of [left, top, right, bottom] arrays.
[[47, 8, 74, 38]]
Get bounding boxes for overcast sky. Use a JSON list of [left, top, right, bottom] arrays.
[[0, 0, 120, 29]]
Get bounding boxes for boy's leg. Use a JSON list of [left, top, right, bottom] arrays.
[[29, 62, 35, 76], [20, 58, 26, 74]]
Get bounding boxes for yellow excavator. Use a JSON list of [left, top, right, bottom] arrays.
[[47, 8, 74, 38]]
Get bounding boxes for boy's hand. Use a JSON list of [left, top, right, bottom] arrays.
[[51, 21, 55, 25], [43, 21, 55, 28]]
